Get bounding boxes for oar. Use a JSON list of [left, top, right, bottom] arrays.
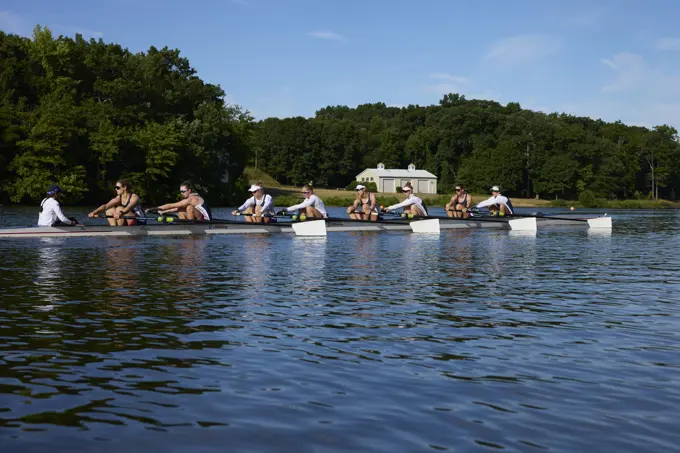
[[512, 212, 612, 229]]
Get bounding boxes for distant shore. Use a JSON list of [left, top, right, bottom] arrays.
[[2, 191, 678, 210]]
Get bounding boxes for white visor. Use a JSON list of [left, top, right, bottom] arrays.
[[491, 186, 500, 192], [402, 186, 412, 192], [355, 185, 366, 191], [248, 185, 262, 192]]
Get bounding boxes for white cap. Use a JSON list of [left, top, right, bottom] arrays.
[[248, 185, 262, 192], [402, 186, 413, 192], [355, 184, 366, 191], [491, 186, 500, 192]]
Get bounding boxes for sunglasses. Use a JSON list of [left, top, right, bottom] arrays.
[[455, 188, 462, 191], [180, 189, 188, 193], [302, 191, 310, 194], [115, 186, 122, 190]]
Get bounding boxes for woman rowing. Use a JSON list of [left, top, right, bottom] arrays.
[[446, 184, 472, 218], [232, 182, 274, 223], [88, 180, 145, 226], [283, 184, 327, 218], [383, 183, 428, 217], [476, 186, 514, 216], [152, 181, 212, 220], [347, 184, 378, 221], [38, 184, 78, 227]]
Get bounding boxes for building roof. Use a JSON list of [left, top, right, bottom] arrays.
[[357, 163, 437, 179]]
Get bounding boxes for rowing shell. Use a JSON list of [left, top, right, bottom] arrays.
[[0, 215, 611, 238]]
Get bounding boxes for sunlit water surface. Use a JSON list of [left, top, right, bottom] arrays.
[[1, 207, 679, 452]]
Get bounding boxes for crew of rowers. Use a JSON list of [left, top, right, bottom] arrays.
[[37, 180, 513, 227]]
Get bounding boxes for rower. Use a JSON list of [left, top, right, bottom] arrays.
[[232, 182, 274, 223], [347, 184, 378, 221], [384, 183, 428, 217], [476, 186, 514, 216], [446, 184, 472, 218], [38, 184, 78, 227], [153, 181, 212, 220], [88, 180, 145, 226], [282, 184, 327, 219]]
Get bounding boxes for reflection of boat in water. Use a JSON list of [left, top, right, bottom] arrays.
[[0, 214, 612, 237]]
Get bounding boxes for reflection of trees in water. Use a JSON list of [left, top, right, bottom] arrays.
[[0, 236, 249, 430]]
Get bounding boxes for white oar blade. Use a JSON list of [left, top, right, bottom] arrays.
[[509, 217, 537, 232], [291, 220, 327, 236], [587, 216, 612, 229], [409, 218, 440, 234]]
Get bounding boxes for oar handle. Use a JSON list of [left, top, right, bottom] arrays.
[[94, 214, 139, 219], [232, 212, 274, 217]]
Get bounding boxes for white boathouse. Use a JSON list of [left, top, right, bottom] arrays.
[[355, 163, 438, 194]]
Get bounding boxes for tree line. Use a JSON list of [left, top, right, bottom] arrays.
[[251, 94, 680, 200], [1, 27, 678, 205], [0, 26, 252, 205]]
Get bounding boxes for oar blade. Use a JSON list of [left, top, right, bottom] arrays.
[[509, 217, 537, 232], [587, 216, 612, 229], [409, 218, 440, 234], [291, 219, 327, 237]]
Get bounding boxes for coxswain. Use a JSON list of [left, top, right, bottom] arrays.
[[232, 182, 274, 223], [446, 184, 473, 218], [384, 183, 428, 217], [152, 181, 212, 220], [347, 184, 378, 221], [475, 186, 514, 216], [88, 180, 145, 226], [38, 184, 78, 227], [281, 184, 327, 219]]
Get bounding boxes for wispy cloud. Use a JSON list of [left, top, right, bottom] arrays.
[[601, 52, 646, 92], [0, 10, 30, 36], [428, 73, 470, 84], [51, 24, 103, 39], [487, 34, 562, 65], [308, 30, 345, 41], [657, 37, 680, 51], [424, 72, 471, 95]]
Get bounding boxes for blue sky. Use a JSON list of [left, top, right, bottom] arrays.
[[2, 0, 680, 129]]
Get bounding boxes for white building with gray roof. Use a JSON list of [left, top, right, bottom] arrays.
[[355, 163, 438, 193]]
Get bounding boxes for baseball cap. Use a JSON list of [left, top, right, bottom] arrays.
[[491, 186, 500, 192], [354, 184, 366, 191], [248, 185, 262, 192], [46, 184, 62, 195]]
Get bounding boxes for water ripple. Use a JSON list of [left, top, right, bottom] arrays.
[[1, 208, 679, 452]]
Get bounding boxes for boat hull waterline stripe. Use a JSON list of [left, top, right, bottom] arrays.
[[0, 215, 612, 238]]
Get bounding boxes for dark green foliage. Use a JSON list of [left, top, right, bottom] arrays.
[[0, 27, 252, 205], [252, 97, 680, 200]]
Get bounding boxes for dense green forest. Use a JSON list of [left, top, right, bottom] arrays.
[[252, 95, 680, 200], [1, 27, 679, 205], [0, 26, 252, 205]]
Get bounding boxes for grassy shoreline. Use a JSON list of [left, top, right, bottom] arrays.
[[265, 186, 680, 209]]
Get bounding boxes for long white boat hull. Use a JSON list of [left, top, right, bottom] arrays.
[[0, 215, 609, 238]]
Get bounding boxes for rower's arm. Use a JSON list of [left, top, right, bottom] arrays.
[[91, 197, 119, 216], [476, 196, 497, 209], [386, 197, 415, 211], [237, 197, 254, 212], [158, 198, 190, 210], [287, 196, 314, 212], [465, 196, 473, 208], [54, 202, 71, 224], [262, 195, 274, 213]]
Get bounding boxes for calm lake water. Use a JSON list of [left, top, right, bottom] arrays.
[[1, 206, 679, 452]]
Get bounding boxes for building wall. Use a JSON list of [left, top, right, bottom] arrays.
[[357, 173, 437, 193]]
